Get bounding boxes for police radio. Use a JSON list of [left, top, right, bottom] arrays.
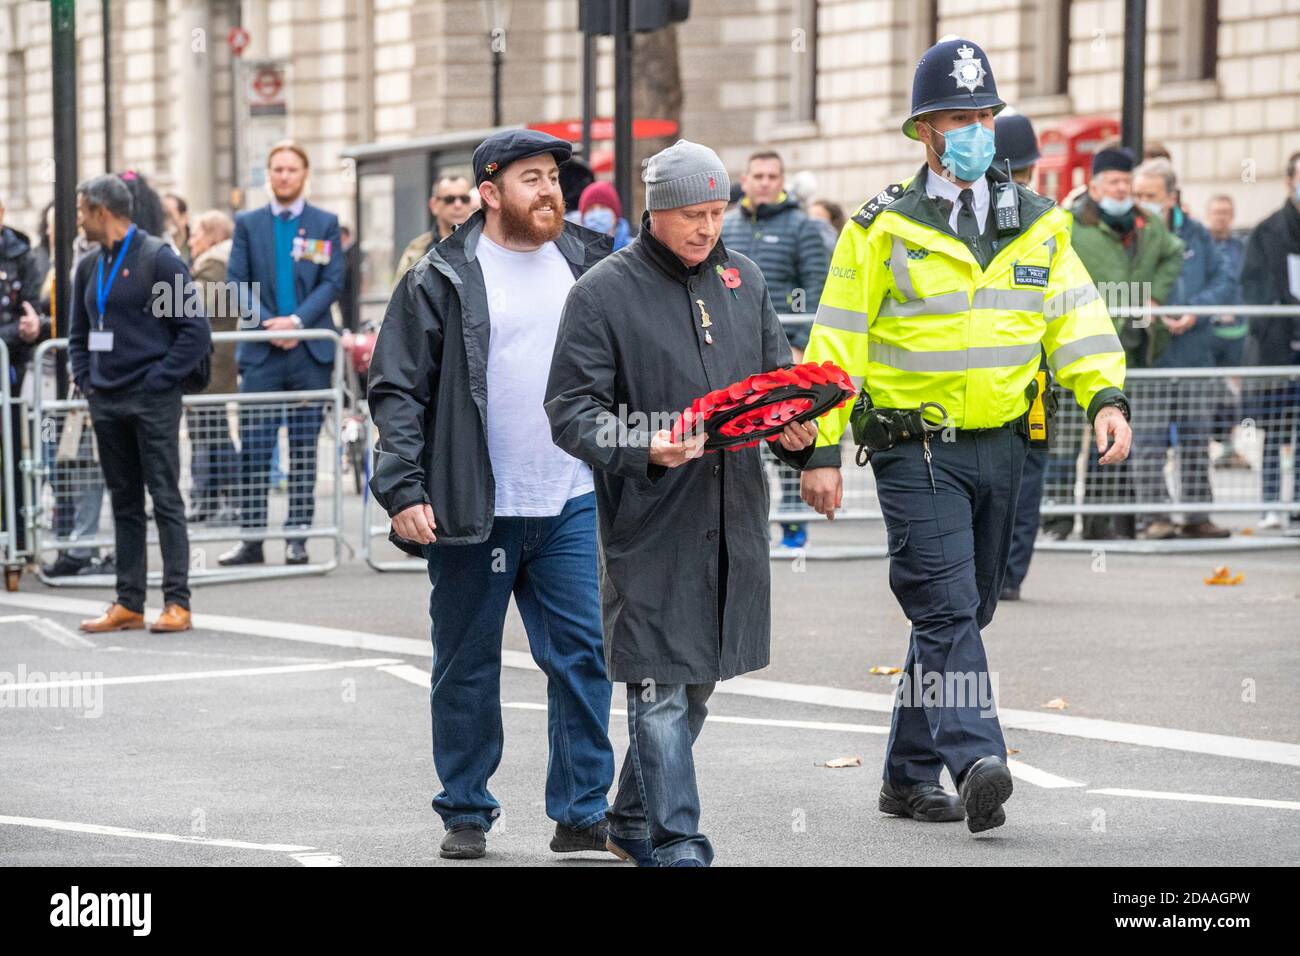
[[994, 160, 1020, 234]]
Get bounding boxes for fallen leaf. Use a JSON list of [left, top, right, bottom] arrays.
[[869, 666, 902, 676], [1203, 565, 1245, 586], [820, 756, 862, 769], [1239, 527, 1254, 537], [1042, 697, 1069, 710], [1006, 748, 1021, 756]]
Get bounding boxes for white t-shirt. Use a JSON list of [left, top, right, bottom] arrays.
[[476, 232, 594, 516]]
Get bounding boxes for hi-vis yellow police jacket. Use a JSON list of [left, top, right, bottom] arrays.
[[803, 164, 1127, 468]]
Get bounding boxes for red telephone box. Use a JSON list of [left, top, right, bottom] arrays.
[[1036, 116, 1121, 204]]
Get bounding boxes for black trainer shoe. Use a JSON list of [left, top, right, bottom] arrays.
[[218, 542, 264, 566], [285, 540, 309, 565], [439, 824, 486, 860], [550, 818, 612, 853], [40, 554, 90, 578], [958, 756, 1014, 834], [879, 780, 965, 822]]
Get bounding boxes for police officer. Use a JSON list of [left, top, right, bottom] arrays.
[[991, 112, 1053, 599], [800, 38, 1132, 835]]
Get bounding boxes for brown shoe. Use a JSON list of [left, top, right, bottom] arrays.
[[1138, 519, 1178, 540], [79, 603, 145, 633], [150, 604, 192, 633], [1180, 521, 1231, 539]]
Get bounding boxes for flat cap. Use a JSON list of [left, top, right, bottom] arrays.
[[472, 129, 572, 186]]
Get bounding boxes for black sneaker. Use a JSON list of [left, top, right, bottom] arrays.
[[958, 756, 1014, 834], [550, 818, 612, 854], [439, 824, 486, 860], [218, 542, 264, 566], [40, 554, 90, 578]]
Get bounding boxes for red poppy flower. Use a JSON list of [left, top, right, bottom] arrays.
[[719, 267, 741, 289]]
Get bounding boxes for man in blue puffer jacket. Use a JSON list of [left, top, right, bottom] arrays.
[[721, 149, 829, 549], [1132, 158, 1235, 539]]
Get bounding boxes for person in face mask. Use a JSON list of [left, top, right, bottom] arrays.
[[577, 180, 632, 251], [1068, 146, 1185, 540], [801, 38, 1132, 837]]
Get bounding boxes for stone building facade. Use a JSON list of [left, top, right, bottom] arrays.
[[2, 0, 1298, 256]]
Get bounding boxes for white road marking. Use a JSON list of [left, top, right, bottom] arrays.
[[499, 699, 890, 738], [290, 852, 345, 866], [1006, 759, 1084, 789], [23, 616, 97, 648], [0, 814, 316, 852], [0, 614, 38, 624], [0, 658, 402, 693], [1087, 788, 1300, 811], [376, 663, 430, 686], [6, 590, 1298, 768]]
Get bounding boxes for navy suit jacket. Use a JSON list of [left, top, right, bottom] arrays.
[[227, 202, 344, 368]]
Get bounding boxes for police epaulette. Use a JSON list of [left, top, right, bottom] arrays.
[[851, 183, 905, 230]]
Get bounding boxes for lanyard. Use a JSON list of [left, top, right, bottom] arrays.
[[95, 224, 137, 328]]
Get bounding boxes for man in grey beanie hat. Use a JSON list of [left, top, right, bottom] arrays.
[[545, 140, 818, 866]]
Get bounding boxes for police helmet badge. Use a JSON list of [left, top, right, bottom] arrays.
[[949, 44, 987, 92]]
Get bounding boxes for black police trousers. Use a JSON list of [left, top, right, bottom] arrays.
[[870, 427, 1026, 787]]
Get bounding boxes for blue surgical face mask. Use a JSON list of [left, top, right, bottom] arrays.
[[582, 208, 616, 234], [1098, 195, 1135, 217], [1294, 184, 1300, 204], [928, 121, 996, 183], [1138, 200, 1164, 220]]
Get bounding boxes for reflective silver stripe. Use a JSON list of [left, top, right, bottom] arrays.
[[890, 235, 917, 300], [972, 288, 1044, 312], [814, 303, 870, 333], [1045, 236, 1057, 262], [870, 341, 1041, 373], [1049, 332, 1124, 368], [878, 290, 971, 317], [1045, 283, 1101, 320]]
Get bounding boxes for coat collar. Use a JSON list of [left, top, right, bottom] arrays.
[[431, 208, 610, 281], [445, 208, 602, 269], [635, 209, 729, 284]]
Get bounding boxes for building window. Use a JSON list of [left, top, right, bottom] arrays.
[[784, 0, 818, 124], [891, 0, 938, 114], [1022, 0, 1071, 99], [1161, 0, 1218, 83]]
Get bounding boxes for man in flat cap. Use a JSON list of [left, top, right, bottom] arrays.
[[545, 140, 818, 866], [368, 128, 617, 861]]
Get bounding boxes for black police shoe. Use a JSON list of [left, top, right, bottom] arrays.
[[285, 541, 309, 565], [1000, 585, 1021, 601], [879, 780, 965, 822], [958, 756, 1014, 834], [41, 554, 90, 578], [440, 824, 486, 860], [550, 818, 613, 854], [218, 542, 264, 566]]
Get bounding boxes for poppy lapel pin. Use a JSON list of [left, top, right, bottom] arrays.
[[715, 264, 741, 299]]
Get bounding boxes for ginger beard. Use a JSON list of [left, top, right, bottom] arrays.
[[496, 181, 566, 245]]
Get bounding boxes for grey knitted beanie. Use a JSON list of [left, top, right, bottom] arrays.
[[642, 139, 731, 210]]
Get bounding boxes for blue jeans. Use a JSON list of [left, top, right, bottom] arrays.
[[607, 681, 715, 866], [423, 492, 613, 832], [237, 347, 331, 538]]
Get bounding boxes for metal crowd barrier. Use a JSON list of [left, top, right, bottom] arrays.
[[21, 329, 347, 587], [1, 338, 20, 589], [359, 307, 1299, 566]]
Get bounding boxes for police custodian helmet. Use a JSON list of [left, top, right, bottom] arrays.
[[903, 37, 1006, 140], [993, 113, 1041, 171]]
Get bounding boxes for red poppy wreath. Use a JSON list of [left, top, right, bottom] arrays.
[[670, 360, 856, 452]]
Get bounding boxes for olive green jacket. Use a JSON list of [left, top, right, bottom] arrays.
[[1069, 196, 1185, 368]]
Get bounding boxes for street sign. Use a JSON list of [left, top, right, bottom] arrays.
[[227, 26, 250, 56], [247, 64, 285, 117], [527, 118, 678, 142]]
